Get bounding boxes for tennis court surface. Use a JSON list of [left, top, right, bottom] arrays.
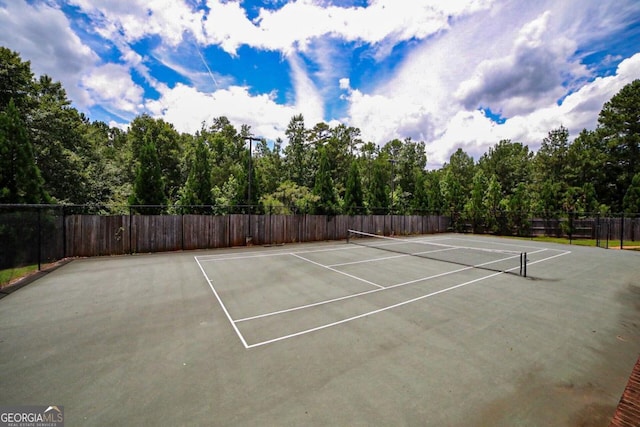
[[1, 233, 639, 425]]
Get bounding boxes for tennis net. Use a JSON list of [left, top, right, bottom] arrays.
[[347, 230, 527, 276]]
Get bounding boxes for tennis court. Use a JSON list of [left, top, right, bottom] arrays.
[[195, 232, 561, 349], [1, 233, 639, 425]]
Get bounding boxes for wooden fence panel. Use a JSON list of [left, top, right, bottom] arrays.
[[228, 214, 246, 247], [142, 215, 182, 253], [65, 215, 128, 257], [62, 213, 453, 257], [183, 215, 227, 250], [51, 213, 640, 259]]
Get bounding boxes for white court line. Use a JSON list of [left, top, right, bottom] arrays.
[[197, 243, 571, 349], [195, 235, 454, 262], [443, 236, 565, 251], [244, 249, 573, 349], [244, 269, 510, 349], [328, 247, 457, 267], [349, 230, 522, 255], [235, 249, 546, 323], [196, 242, 361, 262], [194, 256, 250, 349], [526, 250, 572, 265], [290, 253, 385, 290], [234, 265, 473, 323]]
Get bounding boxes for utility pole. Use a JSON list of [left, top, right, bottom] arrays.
[[389, 158, 396, 235], [244, 135, 261, 245]]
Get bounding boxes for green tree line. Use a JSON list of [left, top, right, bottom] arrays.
[[2, 47, 640, 230]]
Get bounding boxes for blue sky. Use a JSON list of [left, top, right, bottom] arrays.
[[1, 0, 640, 167]]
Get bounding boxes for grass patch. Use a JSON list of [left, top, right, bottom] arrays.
[[0, 265, 38, 287]]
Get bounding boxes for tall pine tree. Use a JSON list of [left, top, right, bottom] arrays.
[[179, 137, 213, 212], [313, 147, 338, 215], [343, 161, 363, 214], [129, 140, 166, 214], [623, 172, 640, 214], [0, 99, 49, 203], [367, 156, 390, 214]]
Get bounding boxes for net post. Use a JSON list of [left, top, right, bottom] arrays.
[[520, 253, 523, 276], [524, 252, 527, 277]]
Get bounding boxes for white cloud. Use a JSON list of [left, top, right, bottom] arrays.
[[0, 0, 98, 107], [69, 0, 204, 46], [248, 0, 494, 55], [81, 63, 144, 114], [343, 0, 640, 169], [287, 53, 325, 125], [428, 53, 640, 168], [145, 83, 299, 140], [69, 0, 493, 56], [454, 11, 589, 116], [3, 0, 638, 174], [200, 0, 261, 54], [145, 57, 331, 139]]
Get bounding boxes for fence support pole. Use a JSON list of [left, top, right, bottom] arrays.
[[37, 207, 42, 271], [62, 206, 67, 258], [129, 206, 133, 255], [595, 213, 600, 248], [568, 212, 573, 245], [621, 212, 625, 249]]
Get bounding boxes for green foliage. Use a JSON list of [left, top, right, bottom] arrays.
[[423, 170, 444, 213], [179, 136, 213, 210], [464, 169, 487, 232], [0, 47, 34, 113], [211, 176, 239, 214], [623, 172, 640, 214], [313, 147, 339, 215], [411, 169, 429, 212], [128, 114, 182, 202], [253, 137, 283, 198], [505, 182, 531, 235], [3, 46, 640, 231], [440, 149, 474, 228], [597, 79, 640, 211], [367, 155, 390, 214], [283, 114, 310, 187], [483, 175, 504, 233], [29, 76, 93, 203], [343, 161, 364, 214], [0, 99, 49, 203], [479, 139, 532, 198], [260, 181, 318, 214], [129, 140, 166, 213]]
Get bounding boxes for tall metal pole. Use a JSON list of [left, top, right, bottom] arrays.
[[389, 158, 396, 235], [244, 136, 261, 245]]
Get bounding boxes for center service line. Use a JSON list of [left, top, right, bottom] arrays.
[[290, 253, 385, 290]]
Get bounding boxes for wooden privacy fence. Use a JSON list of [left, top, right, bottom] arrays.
[[5, 204, 640, 271], [65, 213, 450, 257]]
